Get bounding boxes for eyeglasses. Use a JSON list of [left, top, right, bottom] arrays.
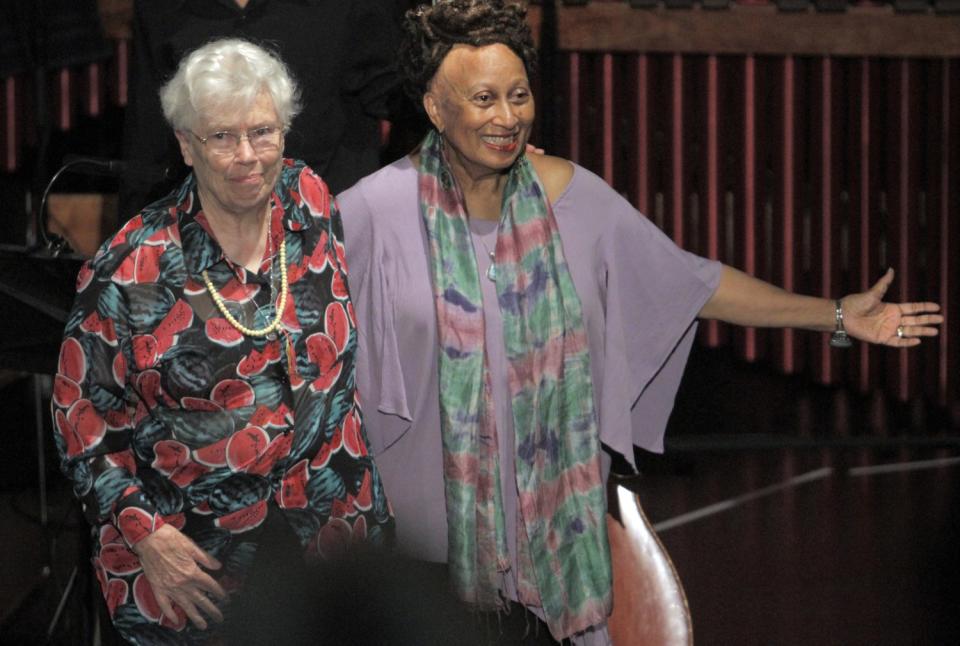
[[190, 125, 283, 156]]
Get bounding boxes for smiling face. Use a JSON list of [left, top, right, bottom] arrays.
[[423, 43, 534, 182], [175, 90, 284, 222]]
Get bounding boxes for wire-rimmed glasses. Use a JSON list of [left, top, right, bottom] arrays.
[[190, 125, 283, 156]]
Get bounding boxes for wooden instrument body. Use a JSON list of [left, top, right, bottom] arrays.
[[606, 484, 693, 645]]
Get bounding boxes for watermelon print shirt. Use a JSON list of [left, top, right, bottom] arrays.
[[51, 159, 393, 642]]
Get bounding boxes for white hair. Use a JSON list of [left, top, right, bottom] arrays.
[[159, 38, 302, 132]]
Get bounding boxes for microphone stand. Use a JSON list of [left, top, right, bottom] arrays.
[[35, 157, 96, 258], [5, 2, 90, 640], [13, 155, 128, 644], [33, 155, 174, 258], [27, 153, 87, 645], [21, 2, 88, 640]]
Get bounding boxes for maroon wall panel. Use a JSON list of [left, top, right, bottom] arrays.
[[557, 47, 959, 425]]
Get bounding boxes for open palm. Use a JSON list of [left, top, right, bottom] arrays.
[[841, 269, 943, 347]]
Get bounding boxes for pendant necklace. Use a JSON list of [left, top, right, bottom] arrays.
[[478, 237, 496, 282]]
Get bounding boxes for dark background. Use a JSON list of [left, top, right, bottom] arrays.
[[1, 1, 958, 644]]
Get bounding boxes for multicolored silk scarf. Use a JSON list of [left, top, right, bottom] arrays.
[[418, 129, 612, 639]]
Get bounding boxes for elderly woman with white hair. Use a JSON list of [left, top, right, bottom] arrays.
[[51, 38, 393, 644]]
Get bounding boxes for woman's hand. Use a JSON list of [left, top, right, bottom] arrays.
[[841, 268, 943, 346], [132, 524, 227, 630]]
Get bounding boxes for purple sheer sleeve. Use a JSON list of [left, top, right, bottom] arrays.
[[553, 166, 721, 464], [338, 164, 414, 454]]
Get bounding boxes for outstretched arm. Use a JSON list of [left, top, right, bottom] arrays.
[[698, 266, 942, 346]]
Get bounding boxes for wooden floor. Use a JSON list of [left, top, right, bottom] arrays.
[[0, 347, 957, 645], [623, 445, 960, 645]]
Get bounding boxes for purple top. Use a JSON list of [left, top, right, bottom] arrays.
[[338, 156, 721, 567]]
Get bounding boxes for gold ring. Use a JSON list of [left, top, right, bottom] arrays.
[[897, 325, 905, 338]]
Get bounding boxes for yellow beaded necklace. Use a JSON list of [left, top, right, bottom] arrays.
[[202, 235, 288, 338]]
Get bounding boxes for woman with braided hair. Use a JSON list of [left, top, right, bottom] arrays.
[[338, 1, 942, 643]]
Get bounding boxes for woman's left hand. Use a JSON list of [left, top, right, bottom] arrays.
[[841, 268, 943, 346]]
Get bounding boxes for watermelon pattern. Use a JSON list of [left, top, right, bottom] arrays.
[[52, 160, 393, 645]]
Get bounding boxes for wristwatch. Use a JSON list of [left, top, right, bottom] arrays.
[[829, 299, 852, 348]]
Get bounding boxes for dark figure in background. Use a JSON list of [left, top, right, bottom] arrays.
[[119, 0, 413, 221], [223, 553, 528, 646]]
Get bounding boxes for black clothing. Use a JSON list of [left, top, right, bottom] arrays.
[[0, 0, 111, 76], [225, 556, 560, 645], [120, 0, 406, 220]]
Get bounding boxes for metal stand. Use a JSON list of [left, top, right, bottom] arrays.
[[32, 372, 89, 645]]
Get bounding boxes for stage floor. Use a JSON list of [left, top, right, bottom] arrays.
[[627, 444, 960, 645], [2, 445, 957, 645]]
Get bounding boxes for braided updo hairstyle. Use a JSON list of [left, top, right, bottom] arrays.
[[399, 0, 538, 105]]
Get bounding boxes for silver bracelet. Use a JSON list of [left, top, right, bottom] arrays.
[[829, 299, 852, 348]]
